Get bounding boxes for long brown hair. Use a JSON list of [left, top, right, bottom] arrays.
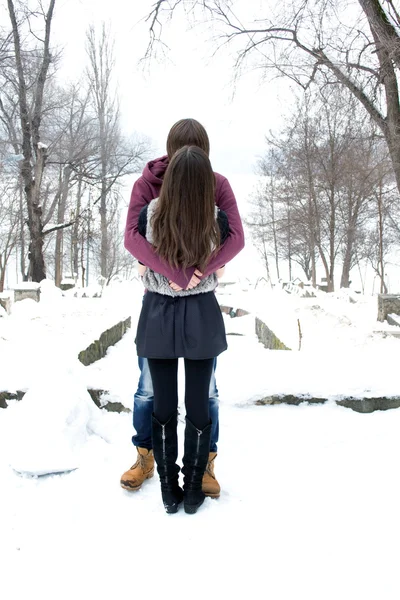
[[166, 119, 210, 158], [151, 146, 220, 273]]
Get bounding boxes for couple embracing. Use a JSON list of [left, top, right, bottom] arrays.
[[123, 118, 244, 514]]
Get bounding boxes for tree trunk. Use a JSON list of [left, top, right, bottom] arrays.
[[72, 174, 83, 279], [304, 122, 318, 287], [340, 215, 359, 288], [308, 194, 317, 285], [26, 183, 46, 282], [328, 193, 336, 291], [287, 202, 292, 280], [19, 183, 27, 281], [377, 184, 387, 293], [100, 180, 108, 279], [311, 245, 317, 286], [317, 242, 334, 291], [359, 0, 400, 195], [262, 239, 272, 282], [270, 191, 280, 280], [7, 0, 56, 282], [86, 198, 91, 287], [55, 166, 71, 287], [340, 238, 353, 288], [0, 254, 5, 292], [81, 227, 86, 288]]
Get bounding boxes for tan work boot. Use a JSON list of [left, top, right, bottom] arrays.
[[202, 452, 220, 498], [120, 447, 154, 491]]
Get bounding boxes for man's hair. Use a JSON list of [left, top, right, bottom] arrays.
[[166, 118, 210, 158], [151, 145, 220, 273]]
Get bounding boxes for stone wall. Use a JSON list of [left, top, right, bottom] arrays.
[[255, 395, 326, 406], [0, 293, 12, 315], [78, 317, 131, 366], [2, 386, 400, 415], [336, 397, 400, 413], [87, 389, 131, 413], [220, 305, 250, 318], [14, 288, 41, 302], [255, 394, 400, 413], [255, 317, 291, 350], [0, 389, 130, 413], [378, 294, 400, 322]]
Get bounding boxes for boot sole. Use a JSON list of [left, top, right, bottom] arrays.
[[184, 501, 204, 514], [183, 500, 204, 515], [204, 492, 220, 499], [120, 470, 154, 491], [164, 501, 183, 514]]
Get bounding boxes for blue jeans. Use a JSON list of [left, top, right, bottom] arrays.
[[132, 357, 219, 452]]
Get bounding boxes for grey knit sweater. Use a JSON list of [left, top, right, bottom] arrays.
[[139, 198, 228, 297]]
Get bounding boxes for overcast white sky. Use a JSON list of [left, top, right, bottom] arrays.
[[49, 0, 293, 178]]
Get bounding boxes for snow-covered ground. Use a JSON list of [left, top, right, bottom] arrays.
[[3, 279, 400, 401], [0, 279, 140, 393], [218, 281, 400, 402], [2, 399, 400, 600], [1, 280, 400, 599]]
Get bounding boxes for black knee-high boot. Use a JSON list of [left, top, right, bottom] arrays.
[[152, 412, 183, 514], [182, 417, 212, 515]]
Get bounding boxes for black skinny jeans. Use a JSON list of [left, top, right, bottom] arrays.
[[147, 358, 214, 431]]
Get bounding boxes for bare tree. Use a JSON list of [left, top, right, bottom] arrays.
[[86, 23, 150, 281], [245, 184, 274, 282], [248, 87, 390, 289], [362, 181, 397, 293], [337, 134, 390, 287], [0, 176, 19, 291], [42, 83, 97, 285], [6, 0, 58, 282], [0, 67, 28, 281], [144, 0, 400, 200], [0, 8, 149, 288]]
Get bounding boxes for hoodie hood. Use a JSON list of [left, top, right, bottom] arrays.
[[140, 154, 226, 199], [142, 155, 169, 187]]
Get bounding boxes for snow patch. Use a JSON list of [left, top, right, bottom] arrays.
[[5, 360, 109, 476], [12, 282, 41, 290], [39, 279, 63, 305], [10, 298, 41, 319]]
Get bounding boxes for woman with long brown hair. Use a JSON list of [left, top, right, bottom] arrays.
[[135, 145, 230, 514]]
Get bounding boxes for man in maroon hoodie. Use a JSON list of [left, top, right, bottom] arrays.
[[121, 118, 245, 498]]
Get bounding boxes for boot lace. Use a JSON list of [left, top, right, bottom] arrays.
[[205, 458, 215, 479], [131, 452, 147, 471]]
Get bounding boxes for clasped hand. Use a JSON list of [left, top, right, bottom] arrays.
[[169, 269, 203, 292], [169, 266, 225, 291]]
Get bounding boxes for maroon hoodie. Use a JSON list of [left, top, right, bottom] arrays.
[[124, 155, 245, 289]]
